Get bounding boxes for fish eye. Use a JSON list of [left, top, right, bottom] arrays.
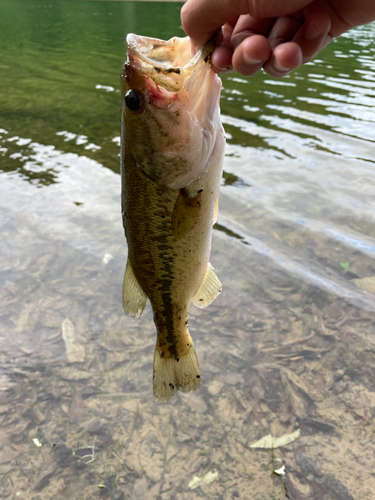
[[124, 89, 144, 112]]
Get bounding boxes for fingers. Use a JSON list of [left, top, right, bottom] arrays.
[[263, 42, 303, 76], [212, 16, 273, 74], [210, 20, 236, 72], [181, 0, 250, 51], [181, 0, 313, 51], [225, 10, 332, 77], [231, 35, 272, 76], [228, 15, 280, 75], [181, 0, 333, 78], [211, 44, 234, 73], [261, 15, 304, 76], [292, 10, 332, 61], [263, 10, 331, 76]]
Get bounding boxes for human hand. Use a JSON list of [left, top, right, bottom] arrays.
[[181, 0, 375, 77]]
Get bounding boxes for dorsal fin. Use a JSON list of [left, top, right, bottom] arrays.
[[192, 263, 222, 309], [122, 258, 148, 317]]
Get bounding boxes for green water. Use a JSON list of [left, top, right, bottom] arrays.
[[1, 1, 375, 499], [0, 0, 185, 181]]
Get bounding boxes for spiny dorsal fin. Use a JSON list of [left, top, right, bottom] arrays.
[[122, 258, 148, 317], [192, 263, 222, 309], [171, 188, 202, 239], [153, 340, 200, 402]]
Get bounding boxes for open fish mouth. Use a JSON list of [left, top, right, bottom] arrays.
[[126, 33, 217, 92], [122, 32, 223, 190]]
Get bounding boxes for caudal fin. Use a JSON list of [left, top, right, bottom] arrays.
[[153, 342, 201, 402]]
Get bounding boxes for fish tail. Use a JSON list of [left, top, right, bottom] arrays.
[[153, 336, 200, 402]]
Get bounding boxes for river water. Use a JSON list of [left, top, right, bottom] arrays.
[[0, 1, 374, 499]]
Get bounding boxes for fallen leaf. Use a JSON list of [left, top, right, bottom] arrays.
[[32, 438, 42, 448], [250, 428, 300, 449], [188, 470, 219, 489], [351, 276, 375, 294], [340, 261, 350, 271], [274, 465, 286, 476], [62, 318, 85, 363], [69, 393, 89, 424]]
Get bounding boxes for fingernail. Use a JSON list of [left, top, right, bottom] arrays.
[[243, 54, 263, 66], [214, 65, 233, 74], [274, 59, 291, 73]]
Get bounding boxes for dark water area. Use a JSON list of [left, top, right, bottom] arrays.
[[0, 1, 375, 499]]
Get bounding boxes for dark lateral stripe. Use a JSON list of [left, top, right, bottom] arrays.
[[157, 231, 178, 358]]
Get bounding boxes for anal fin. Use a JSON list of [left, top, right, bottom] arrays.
[[193, 263, 222, 309], [122, 258, 148, 317]]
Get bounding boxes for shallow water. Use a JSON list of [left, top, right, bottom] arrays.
[[1, 1, 375, 499]]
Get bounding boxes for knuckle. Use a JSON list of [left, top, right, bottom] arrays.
[[180, 4, 190, 31]]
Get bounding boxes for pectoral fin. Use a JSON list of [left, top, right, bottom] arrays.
[[122, 258, 148, 317], [193, 263, 222, 309], [171, 188, 202, 239], [213, 194, 219, 225]]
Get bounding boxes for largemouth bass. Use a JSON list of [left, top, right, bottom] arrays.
[[121, 33, 225, 401]]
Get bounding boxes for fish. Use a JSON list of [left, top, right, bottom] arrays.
[[121, 33, 225, 401]]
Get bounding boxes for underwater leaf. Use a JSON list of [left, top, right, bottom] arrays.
[[250, 428, 300, 449], [188, 470, 219, 489], [61, 318, 85, 363], [340, 261, 350, 271], [351, 276, 375, 294], [274, 465, 286, 476]]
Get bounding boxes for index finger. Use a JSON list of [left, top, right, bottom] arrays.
[[181, 0, 250, 49]]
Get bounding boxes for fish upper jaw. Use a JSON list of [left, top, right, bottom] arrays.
[[126, 34, 192, 93], [125, 33, 217, 95], [124, 32, 221, 115]]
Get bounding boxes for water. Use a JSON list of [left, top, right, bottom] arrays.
[[1, 1, 375, 498]]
